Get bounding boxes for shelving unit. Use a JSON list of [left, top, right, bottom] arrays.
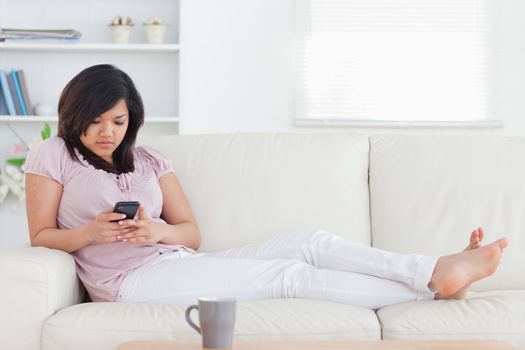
[[0, 0, 181, 133]]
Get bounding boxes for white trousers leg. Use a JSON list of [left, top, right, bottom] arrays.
[[117, 229, 438, 309]]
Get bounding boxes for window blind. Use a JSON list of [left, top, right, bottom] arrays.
[[295, 0, 492, 125]]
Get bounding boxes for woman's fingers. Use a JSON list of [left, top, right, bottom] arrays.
[[117, 219, 138, 226], [98, 227, 136, 242], [103, 212, 127, 222], [104, 235, 120, 243], [138, 204, 146, 220], [122, 236, 149, 243], [119, 230, 149, 240]]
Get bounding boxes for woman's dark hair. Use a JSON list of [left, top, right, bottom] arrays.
[[57, 64, 144, 174]]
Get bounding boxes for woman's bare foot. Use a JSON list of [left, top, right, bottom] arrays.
[[435, 227, 485, 299], [430, 233, 508, 299]]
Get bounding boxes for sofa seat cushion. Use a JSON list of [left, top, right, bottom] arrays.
[[377, 290, 525, 349], [42, 299, 380, 350]]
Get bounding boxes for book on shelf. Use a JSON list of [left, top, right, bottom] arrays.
[[16, 70, 34, 115], [0, 69, 33, 116], [0, 87, 7, 115], [0, 70, 16, 115], [11, 69, 28, 115], [0, 28, 81, 41], [6, 72, 23, 115]]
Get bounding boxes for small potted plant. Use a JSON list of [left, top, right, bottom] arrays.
[[1, 123, 51, 205], [108, 15, 134, 44], [143, 17, 168, 44]]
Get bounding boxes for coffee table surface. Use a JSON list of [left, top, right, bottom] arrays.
[[117, 340, 518, 350]]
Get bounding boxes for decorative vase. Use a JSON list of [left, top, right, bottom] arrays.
[[110, 25, 133, 44], [144, 25, 167, 44]]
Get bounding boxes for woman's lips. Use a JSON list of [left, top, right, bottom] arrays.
[[96, 141, 113, 149]]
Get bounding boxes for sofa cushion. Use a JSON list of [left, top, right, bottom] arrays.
[[139, 133, 371, 251], [377, 290, 525, 349], [42, 299, 380, 350], [0, 246, 83, 350], [369, 134, 525, 291]]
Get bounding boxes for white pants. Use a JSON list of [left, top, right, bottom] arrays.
[[117, 229, 438, 309]]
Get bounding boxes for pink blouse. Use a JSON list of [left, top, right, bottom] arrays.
[[25, 137, 192, 302]]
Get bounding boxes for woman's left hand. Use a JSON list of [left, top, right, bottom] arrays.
[[116, 205, 165, 243]]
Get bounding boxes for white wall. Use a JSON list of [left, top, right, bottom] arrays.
[[179, 0, 295, 134], [180, 0, 525, 136], [499, 0, 525, 136], [3, 0, 525, 247]]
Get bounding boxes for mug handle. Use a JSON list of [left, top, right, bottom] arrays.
[[185, 304, 201, 334]]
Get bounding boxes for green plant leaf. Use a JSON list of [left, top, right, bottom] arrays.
[[41, 123, 51, 140], [6, 158, 25, 167]]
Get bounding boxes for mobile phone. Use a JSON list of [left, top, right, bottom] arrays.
[[112, 201, 140, 222]]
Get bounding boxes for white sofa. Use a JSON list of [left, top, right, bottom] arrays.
[[1, 133, 524, 350]]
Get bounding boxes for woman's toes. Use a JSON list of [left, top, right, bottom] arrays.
[[497, 237, 509, 250], [479, 227, 485, 241]]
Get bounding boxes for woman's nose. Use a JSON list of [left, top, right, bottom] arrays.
[[99, 122, 113, 135]]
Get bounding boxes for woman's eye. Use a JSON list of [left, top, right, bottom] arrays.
[[115, 121, 126, 125], [92, 120, 101, 124]]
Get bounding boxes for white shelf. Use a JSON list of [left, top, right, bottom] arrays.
[[0, 42, 180, 53], [0, 116, 179, 123]]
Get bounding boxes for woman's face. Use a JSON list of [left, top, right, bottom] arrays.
[[80, 99, 129, 164]]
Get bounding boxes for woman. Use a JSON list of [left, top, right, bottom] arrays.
[[25, 64, 508, 308]]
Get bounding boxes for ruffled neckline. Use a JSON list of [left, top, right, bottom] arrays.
[[74, 148, 148, 192], [74, 148, 135, 177]]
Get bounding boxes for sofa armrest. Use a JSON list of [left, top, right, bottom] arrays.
[[0, 245, 83, 350]]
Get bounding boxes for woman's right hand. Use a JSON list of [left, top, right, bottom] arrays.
[[88, 208, 136, 244]]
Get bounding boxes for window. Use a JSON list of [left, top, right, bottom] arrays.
[[295, 0, 500, 127]]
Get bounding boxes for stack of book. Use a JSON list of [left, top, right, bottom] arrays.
[[0, 69, 33, 116], [0, 28, 81, 41]]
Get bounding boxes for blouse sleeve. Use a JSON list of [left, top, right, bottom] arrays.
[[140, 146, 174, 179], [24, 137, 68, 185]]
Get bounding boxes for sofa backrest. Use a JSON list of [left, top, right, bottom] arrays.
[[369, 134, 525, 291], [140, 133, 371, 252]]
